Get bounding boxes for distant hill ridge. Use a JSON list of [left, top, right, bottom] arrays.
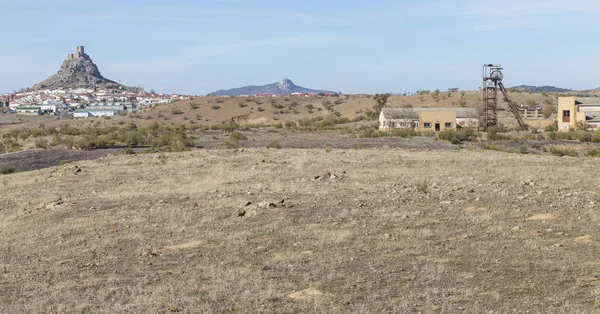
[[208, 78, 336, 96], [511, 85, 572, 93], [31, 46, 122, 91]]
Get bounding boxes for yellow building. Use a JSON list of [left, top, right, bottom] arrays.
[[379, 108, 479, 131], [417, 110, 456, 132], [557, 96, 600, 131]]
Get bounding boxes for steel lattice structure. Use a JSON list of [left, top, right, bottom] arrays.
[[482, 64, 528, 131]]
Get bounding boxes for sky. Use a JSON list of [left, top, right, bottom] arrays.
[[1, 0, 600, 95]]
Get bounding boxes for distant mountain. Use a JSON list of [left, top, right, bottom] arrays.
[[511, 85, 572, 93], [31, 46, 122, 91], [208, 79, 336, 96]]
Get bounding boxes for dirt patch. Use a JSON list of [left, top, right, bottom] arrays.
[[165, 240, 208, 250], [526, 213, 558, 221], [288, 288, 325, 300], [574, 235, 593, 244], [465, 206, 489, 213]]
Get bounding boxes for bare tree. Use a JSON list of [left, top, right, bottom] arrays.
[[399, 107, 416, 128], [373, 93, 390, 115]]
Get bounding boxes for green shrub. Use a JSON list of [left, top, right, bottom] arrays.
[[271, 102, 284, 109], [438, 128, 478, 144], [215, 140, 240, 149], [0, 165, 16, 174], [361, 129, 381, 138], [49, 136, 63, 147], [229, 132, 247, 141], [487, 126, 507, 140], [544, 124, 557, 132], [483, 144, 504, 151], [578, 132, 592, 142], [415, 180, 429, 193], [519, 145, 528, 154], [34, 138, 48, 149], [123, 147, 135, 155], [57, 160, 69, 166], [189, 102, 200, 109], [172, 108, 183, 115], [549, 146, 578, 157], [585, 149, 600, 157], [267, 140, 281, 149], [389, 128, 417, 138]]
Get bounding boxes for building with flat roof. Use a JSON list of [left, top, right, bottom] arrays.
[[557, 96, 600, 131], [15, 106, 42, 115]]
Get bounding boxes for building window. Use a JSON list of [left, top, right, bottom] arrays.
[[563, 110, 570, 122], [445, 122, 452, 128], [424, 122, 431, 128]]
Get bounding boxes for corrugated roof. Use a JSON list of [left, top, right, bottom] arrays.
[[575, 97, 600, 105]]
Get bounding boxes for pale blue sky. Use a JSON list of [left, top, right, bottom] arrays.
[[2, 0, 600, 94]]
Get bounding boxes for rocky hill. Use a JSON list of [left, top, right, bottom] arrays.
[[31, 46, 121, 90], [511, 85, 572, 93], [208, 78, 336, 96]]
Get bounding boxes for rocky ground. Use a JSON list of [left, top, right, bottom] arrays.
[[1, 148, 600, 313]]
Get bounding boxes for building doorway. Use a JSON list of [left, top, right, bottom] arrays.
[[435, 122, 440, 132]]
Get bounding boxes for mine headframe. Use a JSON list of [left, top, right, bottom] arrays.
[[482, 64, 528, 131]]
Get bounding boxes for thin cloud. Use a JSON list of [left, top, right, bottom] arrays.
[[180, 35, 368, 59]]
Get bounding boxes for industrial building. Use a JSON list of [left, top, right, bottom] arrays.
[[379, 108, 479, 132], [15, 106, 42, 115], [72, 108, 119, 118], [557, 96, 600, 131]]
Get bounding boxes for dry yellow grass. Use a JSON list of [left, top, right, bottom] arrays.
[[2, 148, 600, 312]]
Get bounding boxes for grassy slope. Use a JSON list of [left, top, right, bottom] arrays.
[[1, 148, 600, 312]]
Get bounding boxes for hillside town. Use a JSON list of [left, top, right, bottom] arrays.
[[0, 46, 191, 118], [0, 87, 190, 117]]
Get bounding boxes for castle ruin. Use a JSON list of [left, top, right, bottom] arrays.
[[67, 46, 85, 60]]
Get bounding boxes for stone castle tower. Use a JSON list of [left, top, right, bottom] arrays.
[[68, 46, 85, 60]]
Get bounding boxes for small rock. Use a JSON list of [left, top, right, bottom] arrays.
[[257, 201, 276, 209]]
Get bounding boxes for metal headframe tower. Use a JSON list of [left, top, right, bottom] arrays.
[[482, 64, 528, 131]]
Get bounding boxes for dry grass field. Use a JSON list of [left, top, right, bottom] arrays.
[[2, 148, 600, 313]]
